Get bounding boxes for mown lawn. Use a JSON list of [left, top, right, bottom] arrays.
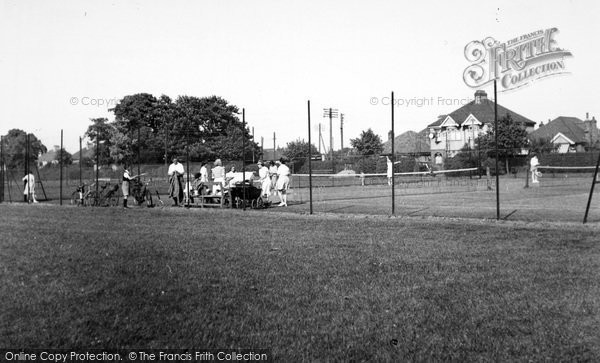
[[1, 204, 599, 361]]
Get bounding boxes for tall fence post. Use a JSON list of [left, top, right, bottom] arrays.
[[308, 100, 313, 215], [60, 129, 63, 205], [391, 91, 395, 215], [0, 135, 4, 203], [494, 79, 500, 220], [583, 151, 600, 224]]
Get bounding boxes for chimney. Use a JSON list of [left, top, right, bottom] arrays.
[[474, 90, 487, 104], [583, 115, 598, 146]]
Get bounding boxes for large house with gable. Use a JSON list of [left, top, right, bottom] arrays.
[[427, 90, 536, 166], [528, 114, 599, 153]]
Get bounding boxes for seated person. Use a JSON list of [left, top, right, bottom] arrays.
[[225, 166, 241, 188]]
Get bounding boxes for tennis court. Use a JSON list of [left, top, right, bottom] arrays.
[[287, 170, 600, 223]]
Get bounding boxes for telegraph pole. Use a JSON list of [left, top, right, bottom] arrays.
[[340, 113, 344, 153], [323, 108, 338, 173], [59, 130, 63, 205]]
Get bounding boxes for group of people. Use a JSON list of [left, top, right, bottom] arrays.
[[257, 159, 290, 207], [162, 157, 291, 207]]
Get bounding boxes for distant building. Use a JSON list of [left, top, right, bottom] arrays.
[[262, 148, 283, 161], [529, 113, 599, 153], [427, 90, 536, 166], [37, 146, 60, 167], [383, 129, 430, 162]]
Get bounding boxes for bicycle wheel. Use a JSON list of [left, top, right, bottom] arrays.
[[109, 195, 120, 207], [85, 191, 99, 207], [70, 191, 82, 206], [144, 190, 154, 207], [256, 196, 264, 209]]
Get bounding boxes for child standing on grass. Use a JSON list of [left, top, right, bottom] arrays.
[[122, 165, 136, 208]]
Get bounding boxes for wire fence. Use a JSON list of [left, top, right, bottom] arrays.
[[1, 151, 600, 224]]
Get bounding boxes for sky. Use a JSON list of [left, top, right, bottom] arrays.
[[1, 0, 599, 154]]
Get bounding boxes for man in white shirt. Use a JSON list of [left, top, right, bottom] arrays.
[[168, 157, 185, 206]]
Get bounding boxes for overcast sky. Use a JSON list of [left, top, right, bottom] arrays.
[[1, 0, 598, 153]]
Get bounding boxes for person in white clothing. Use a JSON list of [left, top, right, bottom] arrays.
[[275, 159, 291, 206], [257, 161, 271, 198], [199, 161, 209, 183], [168, 157, 185, 206], [22, 172, 38, 203], [212, 158, 225, 195], [530, 153, 541, 184], [386, 156, 401, 186], [269, 161, 278, 196]]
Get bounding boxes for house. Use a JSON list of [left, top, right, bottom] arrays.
[[37, 146, 60, 167], [383, 129, 431, 162], [72, 146, 94, 164], [427, 90, 536, 166], [528, 113, 599, 153]]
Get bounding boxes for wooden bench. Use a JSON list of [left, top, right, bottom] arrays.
[[189, 182, 226, 208]]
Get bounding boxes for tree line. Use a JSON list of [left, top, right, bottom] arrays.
[[2, 97, 541, 174]]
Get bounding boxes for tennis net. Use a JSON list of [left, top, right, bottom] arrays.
[[290, 167, 480, 189]]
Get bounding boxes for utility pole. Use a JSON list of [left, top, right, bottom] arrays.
[[323, 108, 339, 173], [251, 126, 255, 163], [340, 113, 344, 153]]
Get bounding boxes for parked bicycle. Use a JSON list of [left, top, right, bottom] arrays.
[[130, 178, 163, 207], [83, 182, 120, 207]]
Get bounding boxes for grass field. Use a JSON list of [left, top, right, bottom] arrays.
[[1, 203, 600, 361]]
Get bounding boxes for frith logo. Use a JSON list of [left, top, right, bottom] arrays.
[[463, 28, 572, 91]]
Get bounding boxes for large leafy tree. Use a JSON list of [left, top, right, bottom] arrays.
[[172, 95, 260, 162], [350, 128, 384, 155], [282, 139, 319, 161], [282, 139, 319, 171], [476, 113, 529, 171], [1, 129, 47, 169], [85, 118, 118, 165], [111, 93, 161, 164], [54, 148, 73, 165]]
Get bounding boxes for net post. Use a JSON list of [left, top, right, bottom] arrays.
[[583, 151, 600, 224], [242, 108, 246, 211], [494, 79, 500, 220], [60, 129, 63, 205], [0, 135, 3, 203]]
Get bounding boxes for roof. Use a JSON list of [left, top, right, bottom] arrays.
[[72, 147, 94, 160], [383, 129, 430, 154], [38, 149, 59, 163], [529, 116, 586, 144], [427, 96, 536, 128]]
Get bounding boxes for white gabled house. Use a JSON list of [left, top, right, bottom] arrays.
[[427, 90, 536, 167]]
